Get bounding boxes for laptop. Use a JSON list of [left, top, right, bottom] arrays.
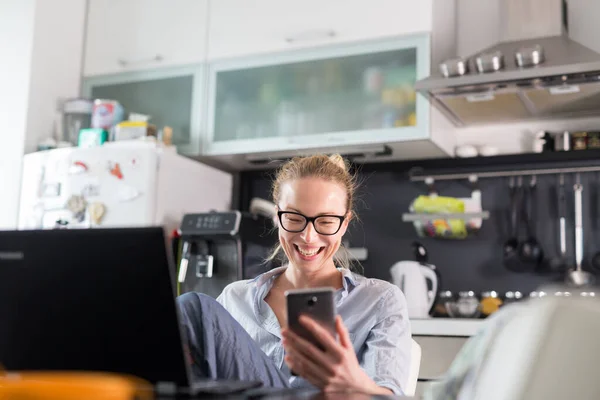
[[0, 227, 261, 396]]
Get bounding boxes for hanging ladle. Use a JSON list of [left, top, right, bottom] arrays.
[[566, 175, 596, 287]]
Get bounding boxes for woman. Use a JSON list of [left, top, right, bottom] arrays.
[[177, 154, 411, 395]]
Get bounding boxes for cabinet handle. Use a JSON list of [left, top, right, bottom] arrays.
[[117, 54, 164, 67], [285, 30, 336, 44]]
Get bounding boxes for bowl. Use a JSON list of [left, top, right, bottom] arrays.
[[444, 291, 481, 318]]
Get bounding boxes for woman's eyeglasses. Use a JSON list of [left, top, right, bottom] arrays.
[[277, 211, 345, 235]]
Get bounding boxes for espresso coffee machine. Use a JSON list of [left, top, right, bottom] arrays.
[[176, 211, 278, 298]]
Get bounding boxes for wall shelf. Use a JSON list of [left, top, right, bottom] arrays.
[[402, 211, 490, 222]]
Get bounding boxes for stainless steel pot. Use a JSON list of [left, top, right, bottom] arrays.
[[475, 51, 504, 73], [515, 44, 545, 68], [439, 58, 469, 78]]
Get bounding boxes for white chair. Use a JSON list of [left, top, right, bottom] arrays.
[[405, 338, 422, 397], [468, 293, 600, 400]]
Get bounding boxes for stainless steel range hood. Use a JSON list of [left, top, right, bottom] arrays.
[[415, 0, 600, 127]]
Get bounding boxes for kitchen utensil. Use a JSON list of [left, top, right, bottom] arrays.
[[515, 44, 545, 68], [566, 179, 596, 287], [547, 174, 569, 272], [439, 58, 469, 78], [503, 178, 526, 272], [519, 176, 544, 267], [390, 242, 440, 319], [445, 291, 480, 318], [475, 51, 504, 73]]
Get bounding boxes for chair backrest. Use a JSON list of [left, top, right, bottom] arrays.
[[405, 338, 422, 397], [471, 295, 600, 400]]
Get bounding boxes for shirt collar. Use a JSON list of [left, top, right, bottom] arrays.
[[250, 265, 360, 292], [339, 267, 360, 298], [249, 266, 287, 288]]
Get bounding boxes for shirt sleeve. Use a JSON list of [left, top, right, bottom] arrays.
[[361, 285, 412, 395]]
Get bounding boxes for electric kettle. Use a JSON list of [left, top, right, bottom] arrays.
[[390, 242, 441, 319]]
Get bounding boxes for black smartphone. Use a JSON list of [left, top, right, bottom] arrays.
[[285, 287, 336, 351]]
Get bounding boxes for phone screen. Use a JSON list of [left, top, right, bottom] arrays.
[[285, 288, 336, 352]]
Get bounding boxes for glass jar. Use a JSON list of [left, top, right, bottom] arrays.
[[433, 290, 454, 318], [480, 290, 503, 317], [504, 291, 523, 305]]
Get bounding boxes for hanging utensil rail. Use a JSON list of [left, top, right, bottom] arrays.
[[409, 165, 600, 182]]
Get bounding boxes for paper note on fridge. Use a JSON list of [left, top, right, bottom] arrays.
[[116, 185, 141, 202], [70, 176, 101, 198]]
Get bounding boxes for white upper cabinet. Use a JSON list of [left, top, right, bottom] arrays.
[[207, 0, 433, 61], [83, 0, 208, 76]]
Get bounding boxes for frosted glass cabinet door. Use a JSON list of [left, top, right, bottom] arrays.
[[82, 66, 204, 155], [205, 34, 430, 155]]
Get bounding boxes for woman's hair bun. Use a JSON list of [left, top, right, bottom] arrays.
[[329, 154, 348, 172]]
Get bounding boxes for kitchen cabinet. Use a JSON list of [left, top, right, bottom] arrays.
[[82, 66, 205, 155], [83, 0, 208, 76], [203, 34, 432, 157], [207, 0, 434, 61]]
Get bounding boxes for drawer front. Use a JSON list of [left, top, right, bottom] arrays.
[[413, 335, 468, 380]]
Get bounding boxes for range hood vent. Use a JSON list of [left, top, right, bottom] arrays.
[[415, 0, 600, 127]]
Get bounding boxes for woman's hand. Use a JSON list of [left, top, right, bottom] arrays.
[[281, 315, 393, 395]]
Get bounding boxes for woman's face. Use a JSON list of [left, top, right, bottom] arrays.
[[277, 177, 351, 271]]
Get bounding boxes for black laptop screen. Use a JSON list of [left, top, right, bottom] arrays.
[[0, 227, 190, 387]]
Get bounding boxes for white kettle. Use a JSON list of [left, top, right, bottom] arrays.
[[390, 242, 440, 319]]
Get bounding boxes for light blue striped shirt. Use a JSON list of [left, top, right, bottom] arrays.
[[216, 266, 412, 395]]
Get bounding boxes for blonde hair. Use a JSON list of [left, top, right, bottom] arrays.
[[267, 153, 359, 271]]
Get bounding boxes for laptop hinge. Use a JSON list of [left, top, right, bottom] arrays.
[[155, 381, 179, 396]]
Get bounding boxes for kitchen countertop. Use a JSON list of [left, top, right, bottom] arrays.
[[410, 318, 487, 337]]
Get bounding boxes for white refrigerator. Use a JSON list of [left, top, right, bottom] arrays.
[[18, 142, 233, 233]]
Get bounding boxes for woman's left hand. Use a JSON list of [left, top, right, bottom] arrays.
[[281, 315, 392, 395]]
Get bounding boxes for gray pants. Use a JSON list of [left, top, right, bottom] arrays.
[[176, 292, 290, 388]]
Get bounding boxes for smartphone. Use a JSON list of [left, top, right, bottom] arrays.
[[285, 287, 336, 351]]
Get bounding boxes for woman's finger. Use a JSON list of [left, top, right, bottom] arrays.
[[285, 347, 329, 387], [282, 329, 337, 374], [299, 315, 343, 358]]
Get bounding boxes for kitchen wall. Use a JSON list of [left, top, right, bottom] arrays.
[[24, 0, 87, 153], [0, 0, 36, 229], [238, 153, 600, 294], [0, 0, 86, 229]]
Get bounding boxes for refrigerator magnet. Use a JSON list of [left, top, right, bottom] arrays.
[[69, 161, 89, 175], [109, 162, 124, 179], [89, 202, 106, 225], [66, 194, 87, 222], [54, 219, 70, 229], [116, 185, 141, 203], [81, 182, 101, 197]]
